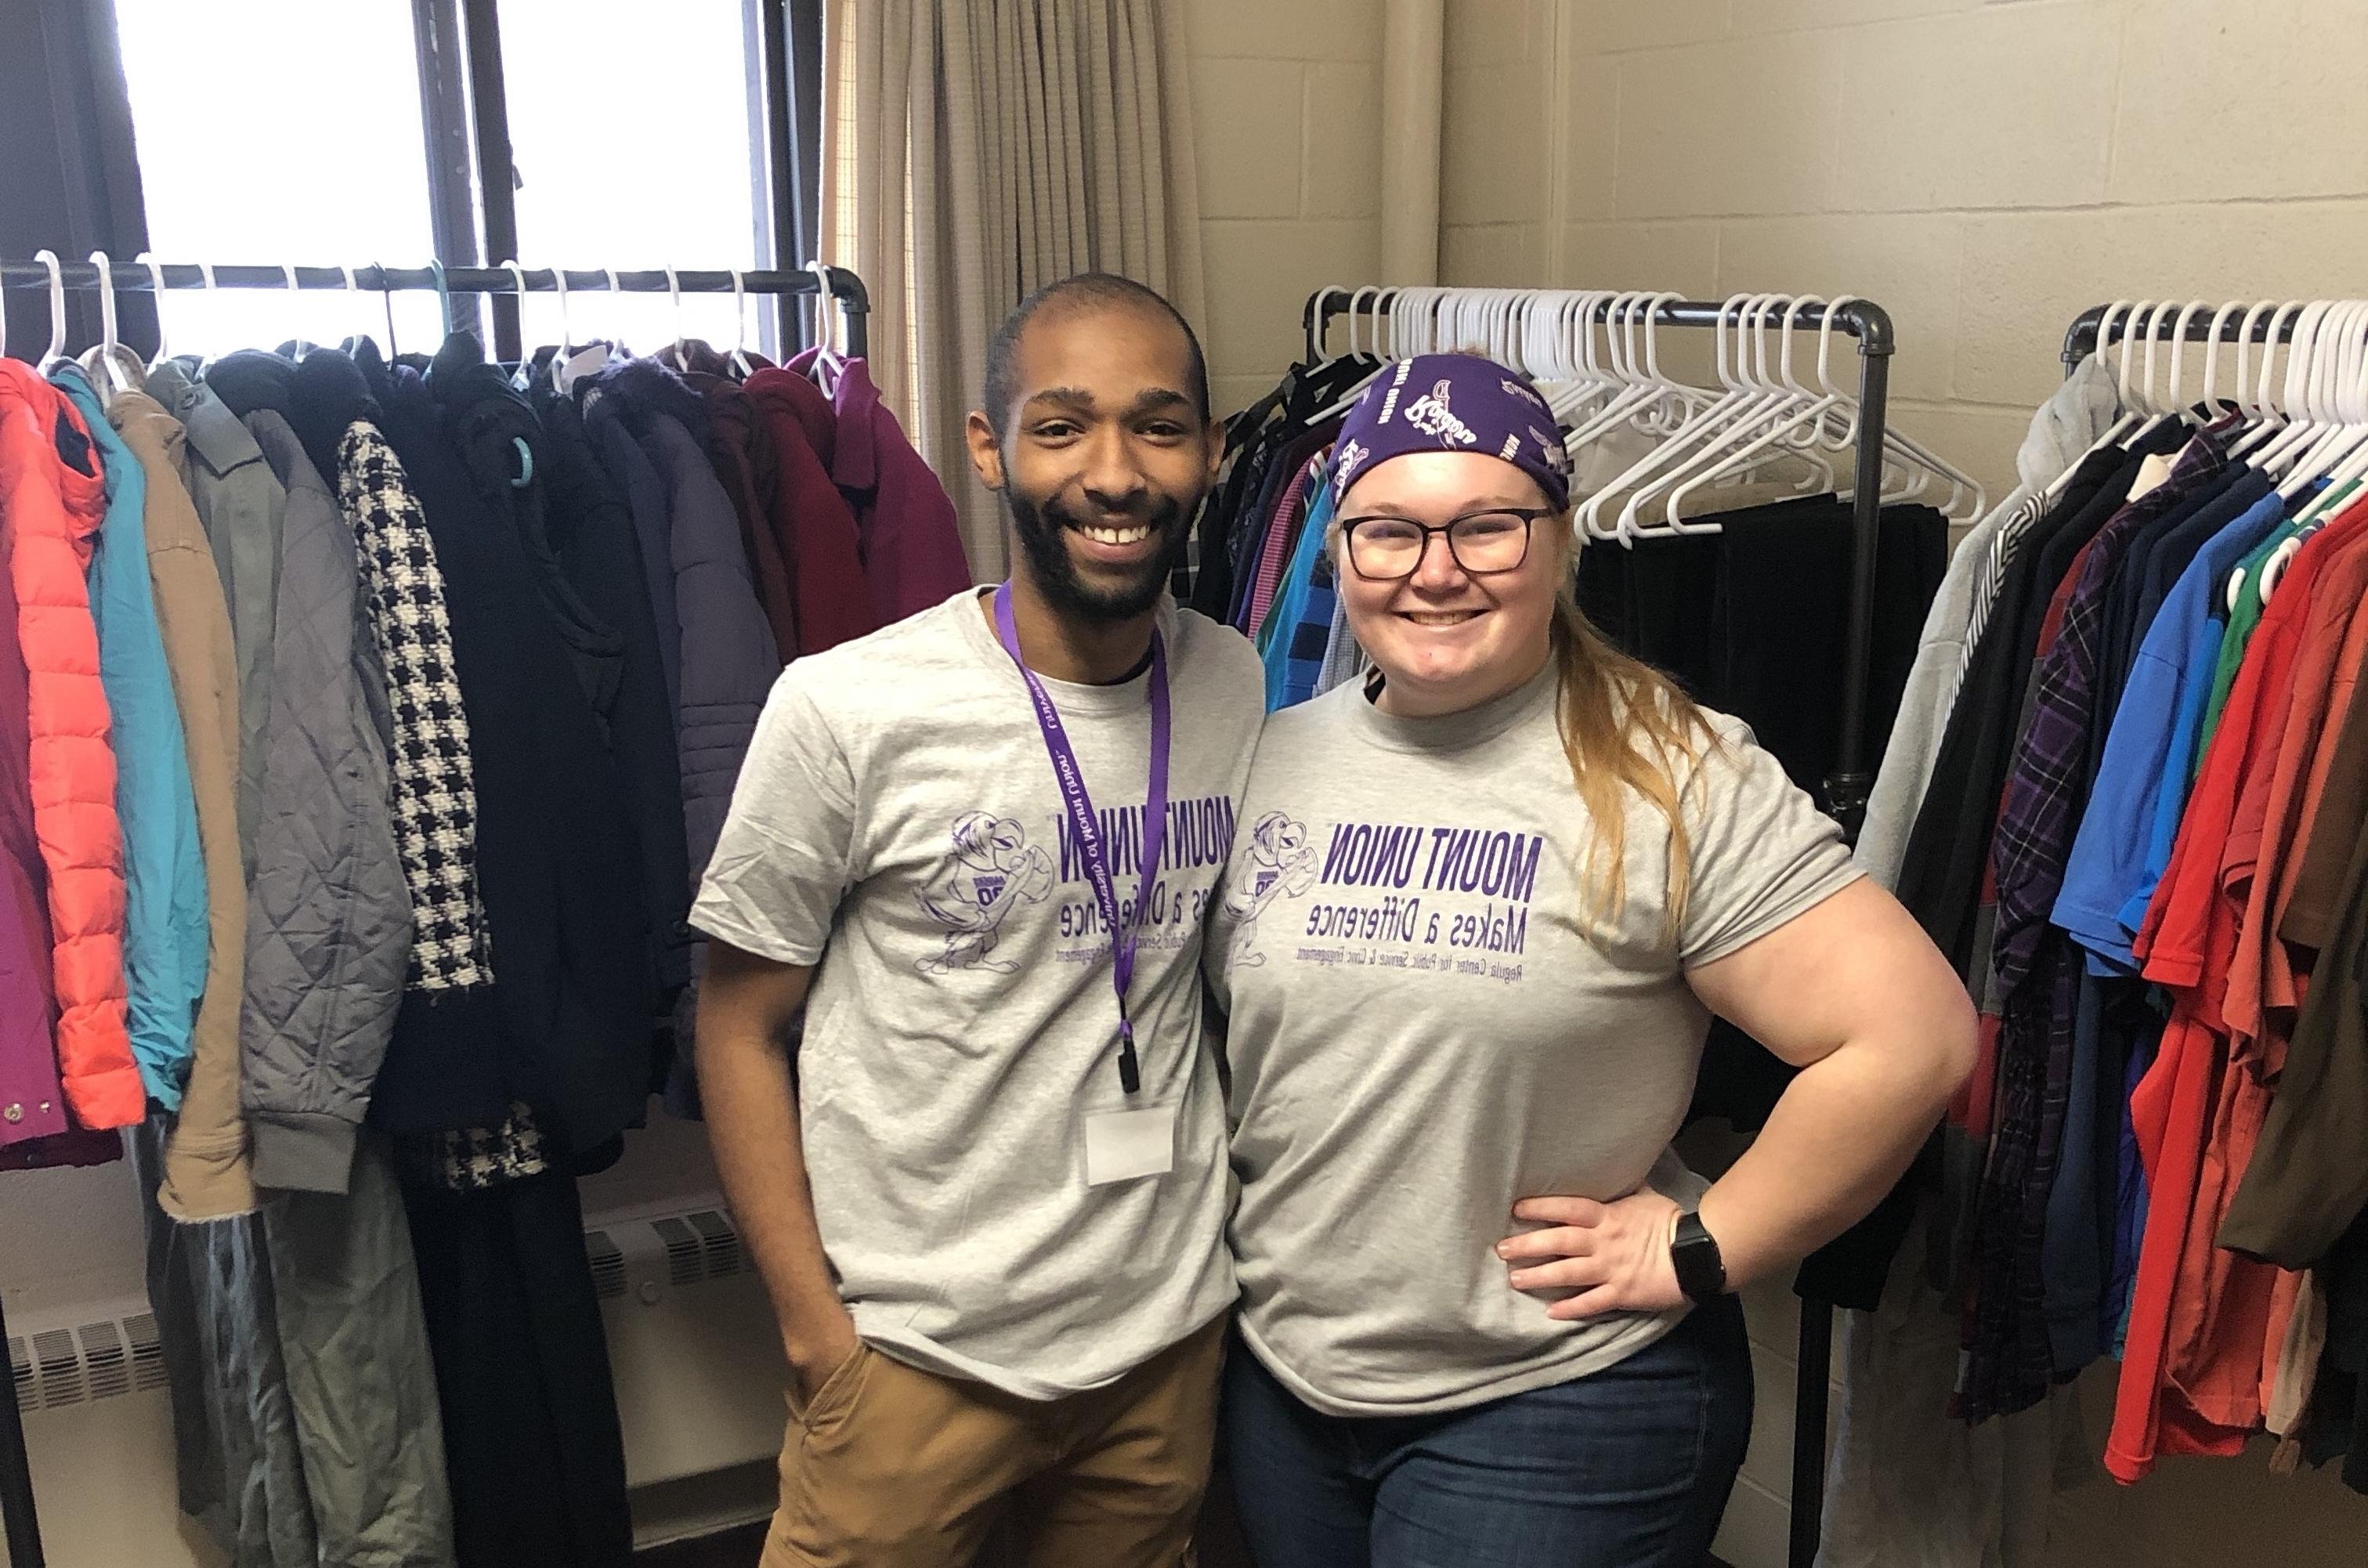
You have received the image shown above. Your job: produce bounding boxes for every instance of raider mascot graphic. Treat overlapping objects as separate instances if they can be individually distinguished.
[1224,812,1318,967]
[916,811,1055,974]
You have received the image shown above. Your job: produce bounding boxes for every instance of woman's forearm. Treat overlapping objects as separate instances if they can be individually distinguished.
[1693,1017,1972,1292]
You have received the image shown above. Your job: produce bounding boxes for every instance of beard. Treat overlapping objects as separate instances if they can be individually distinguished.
[1007,483,1190,626]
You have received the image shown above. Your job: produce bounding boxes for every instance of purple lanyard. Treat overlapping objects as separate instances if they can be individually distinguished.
[992,584,1170,1095]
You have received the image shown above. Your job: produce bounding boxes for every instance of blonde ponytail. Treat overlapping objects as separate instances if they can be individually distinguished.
[1548,588,1719,932]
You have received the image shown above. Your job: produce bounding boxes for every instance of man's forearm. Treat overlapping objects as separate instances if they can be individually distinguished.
[699,1016,852,1360]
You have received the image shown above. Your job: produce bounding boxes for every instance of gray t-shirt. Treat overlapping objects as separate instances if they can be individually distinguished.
[692,590,1264,1400]
[1210,663,1860,1418]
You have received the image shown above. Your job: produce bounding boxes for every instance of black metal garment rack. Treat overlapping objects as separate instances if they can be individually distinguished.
[0,260,873,359]
[0,254,873,1568]
[2061,298,2307,377]
[1306,287,1898,1568]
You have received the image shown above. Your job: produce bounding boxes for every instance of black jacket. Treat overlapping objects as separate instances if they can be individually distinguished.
[530,381,692,1000]
[331,340,654,1155]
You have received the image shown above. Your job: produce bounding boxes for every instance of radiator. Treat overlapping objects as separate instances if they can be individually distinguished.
[5,1198,787,1566]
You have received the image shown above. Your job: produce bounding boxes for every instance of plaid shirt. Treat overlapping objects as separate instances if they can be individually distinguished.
[1990,429,2228,999]
[1958,428,2226,1417]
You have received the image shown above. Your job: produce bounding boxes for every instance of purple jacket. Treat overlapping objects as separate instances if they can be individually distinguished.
[0,515,69,1147]
[790,350,973,622]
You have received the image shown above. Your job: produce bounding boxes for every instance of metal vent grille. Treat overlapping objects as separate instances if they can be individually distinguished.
[653,1216,704,1289]
[78,1321,128,1401]
[125,1312,168,1393]
[685,1209,742,1281]
[586,1229,626,1302]
[32,1328,82,1408]
[5,1313,173,1411]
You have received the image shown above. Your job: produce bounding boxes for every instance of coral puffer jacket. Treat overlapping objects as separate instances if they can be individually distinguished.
[0,360,140,1129]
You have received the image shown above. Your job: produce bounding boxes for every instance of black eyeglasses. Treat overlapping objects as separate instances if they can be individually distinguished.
[1339,508,1555,581]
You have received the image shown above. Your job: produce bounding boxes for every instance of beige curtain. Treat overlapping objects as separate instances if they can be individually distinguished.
[822,0,1207,579]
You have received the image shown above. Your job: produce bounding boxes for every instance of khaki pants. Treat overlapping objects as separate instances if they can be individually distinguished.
[761,1317,1225,1568]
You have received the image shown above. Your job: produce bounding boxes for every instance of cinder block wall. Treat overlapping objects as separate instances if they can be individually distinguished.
[1438,4,2368,1564]
[1441,0,2368,508]
[1184,0,1387,412]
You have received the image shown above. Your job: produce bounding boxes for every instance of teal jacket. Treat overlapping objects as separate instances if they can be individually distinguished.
[55,365,205,1109]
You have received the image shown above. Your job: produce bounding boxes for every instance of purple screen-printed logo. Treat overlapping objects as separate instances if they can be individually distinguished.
[916,811,1054,974]
[1223,812,1318,967]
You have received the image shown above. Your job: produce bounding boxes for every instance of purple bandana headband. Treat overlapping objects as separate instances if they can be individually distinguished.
[1329,352,1571,511]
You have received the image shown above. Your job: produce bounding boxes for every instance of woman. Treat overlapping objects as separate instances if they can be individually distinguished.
[1209,353,1976,1566]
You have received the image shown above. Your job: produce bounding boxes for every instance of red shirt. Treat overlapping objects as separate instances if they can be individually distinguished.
[2107,518,2351,1480]
[2224,508,2368,1039]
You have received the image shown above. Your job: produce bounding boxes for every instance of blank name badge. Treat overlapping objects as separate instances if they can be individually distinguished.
[1083,1100,1177,1187]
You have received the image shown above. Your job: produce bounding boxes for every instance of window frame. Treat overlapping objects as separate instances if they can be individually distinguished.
[410,0,813,360]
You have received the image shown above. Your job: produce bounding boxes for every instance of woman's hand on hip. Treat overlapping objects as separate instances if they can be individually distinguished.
[1498,1190,1687,1321]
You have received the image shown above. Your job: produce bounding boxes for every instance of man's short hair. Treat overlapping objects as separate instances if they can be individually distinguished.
[982,273,1212,435]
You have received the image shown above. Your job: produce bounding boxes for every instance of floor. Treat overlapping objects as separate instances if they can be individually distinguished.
[635,1521,1738,1567]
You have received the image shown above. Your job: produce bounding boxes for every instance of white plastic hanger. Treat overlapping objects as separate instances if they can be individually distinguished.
[2257,299,2368,602]
[1656,295,1849,529]
[1631,291,1875,537]
[808,261,845,393]
[1304,285,1394,426]
[2272,298,2368,506]
[2225,299,2334,610]
[282,263,320,360]
[2248,299,2337,477]
[551,268,595,393]
[2267,299,2359,495]
[2279,298,2368,533]
[2229,300,2307,462]
[83,251,143,397]
[34,250,70,372]
[729,268,759,378]
[2195,299,2247,420]
[559,269,621,394]
[1307,284,1347,363]
[497,261,534,387]
[2160,299,2211,420]
[549,266,573,364]
[335,263,374,357]
[1614,294,1802,539]
[663,265,690,364]
[1582,293,1773,542]
[1564,292,1705,493]
[191,261,222,375]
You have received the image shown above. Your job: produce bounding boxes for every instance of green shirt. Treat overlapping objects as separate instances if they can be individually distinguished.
[2196,477,2359,770]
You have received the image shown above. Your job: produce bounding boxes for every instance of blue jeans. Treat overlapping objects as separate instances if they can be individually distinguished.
[1224,1296,1753,1568]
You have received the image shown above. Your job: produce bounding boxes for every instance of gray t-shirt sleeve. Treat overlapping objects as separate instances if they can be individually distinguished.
[1675,716,1863,968]
[689,670,859,966]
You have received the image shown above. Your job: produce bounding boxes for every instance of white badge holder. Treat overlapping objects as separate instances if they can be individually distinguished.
[1083,1099,1177,1187]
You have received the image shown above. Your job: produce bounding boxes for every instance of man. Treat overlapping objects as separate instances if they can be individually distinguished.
[693,273,1262,1568]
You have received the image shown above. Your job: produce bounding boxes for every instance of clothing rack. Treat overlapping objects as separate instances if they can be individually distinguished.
[0,253,877,1568]
[2062,298,2306,374]
[1311,287,1897,1568]
[0,260,872,359]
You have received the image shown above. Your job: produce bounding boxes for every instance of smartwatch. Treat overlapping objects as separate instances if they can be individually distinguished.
[1670,1212,1727,1304]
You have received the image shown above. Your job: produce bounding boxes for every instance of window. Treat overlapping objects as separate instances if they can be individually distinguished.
[497,0,767,355]
[115,0,449,359]
[107,0,819,363]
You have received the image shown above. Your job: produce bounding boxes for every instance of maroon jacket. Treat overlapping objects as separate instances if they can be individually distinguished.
[0,510,69,1148]
[668,344,799,662]
[791,350,974,623]
[743,368,879,655]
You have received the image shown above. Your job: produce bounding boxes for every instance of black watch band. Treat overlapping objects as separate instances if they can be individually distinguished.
[1670,1212,1727,1304]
